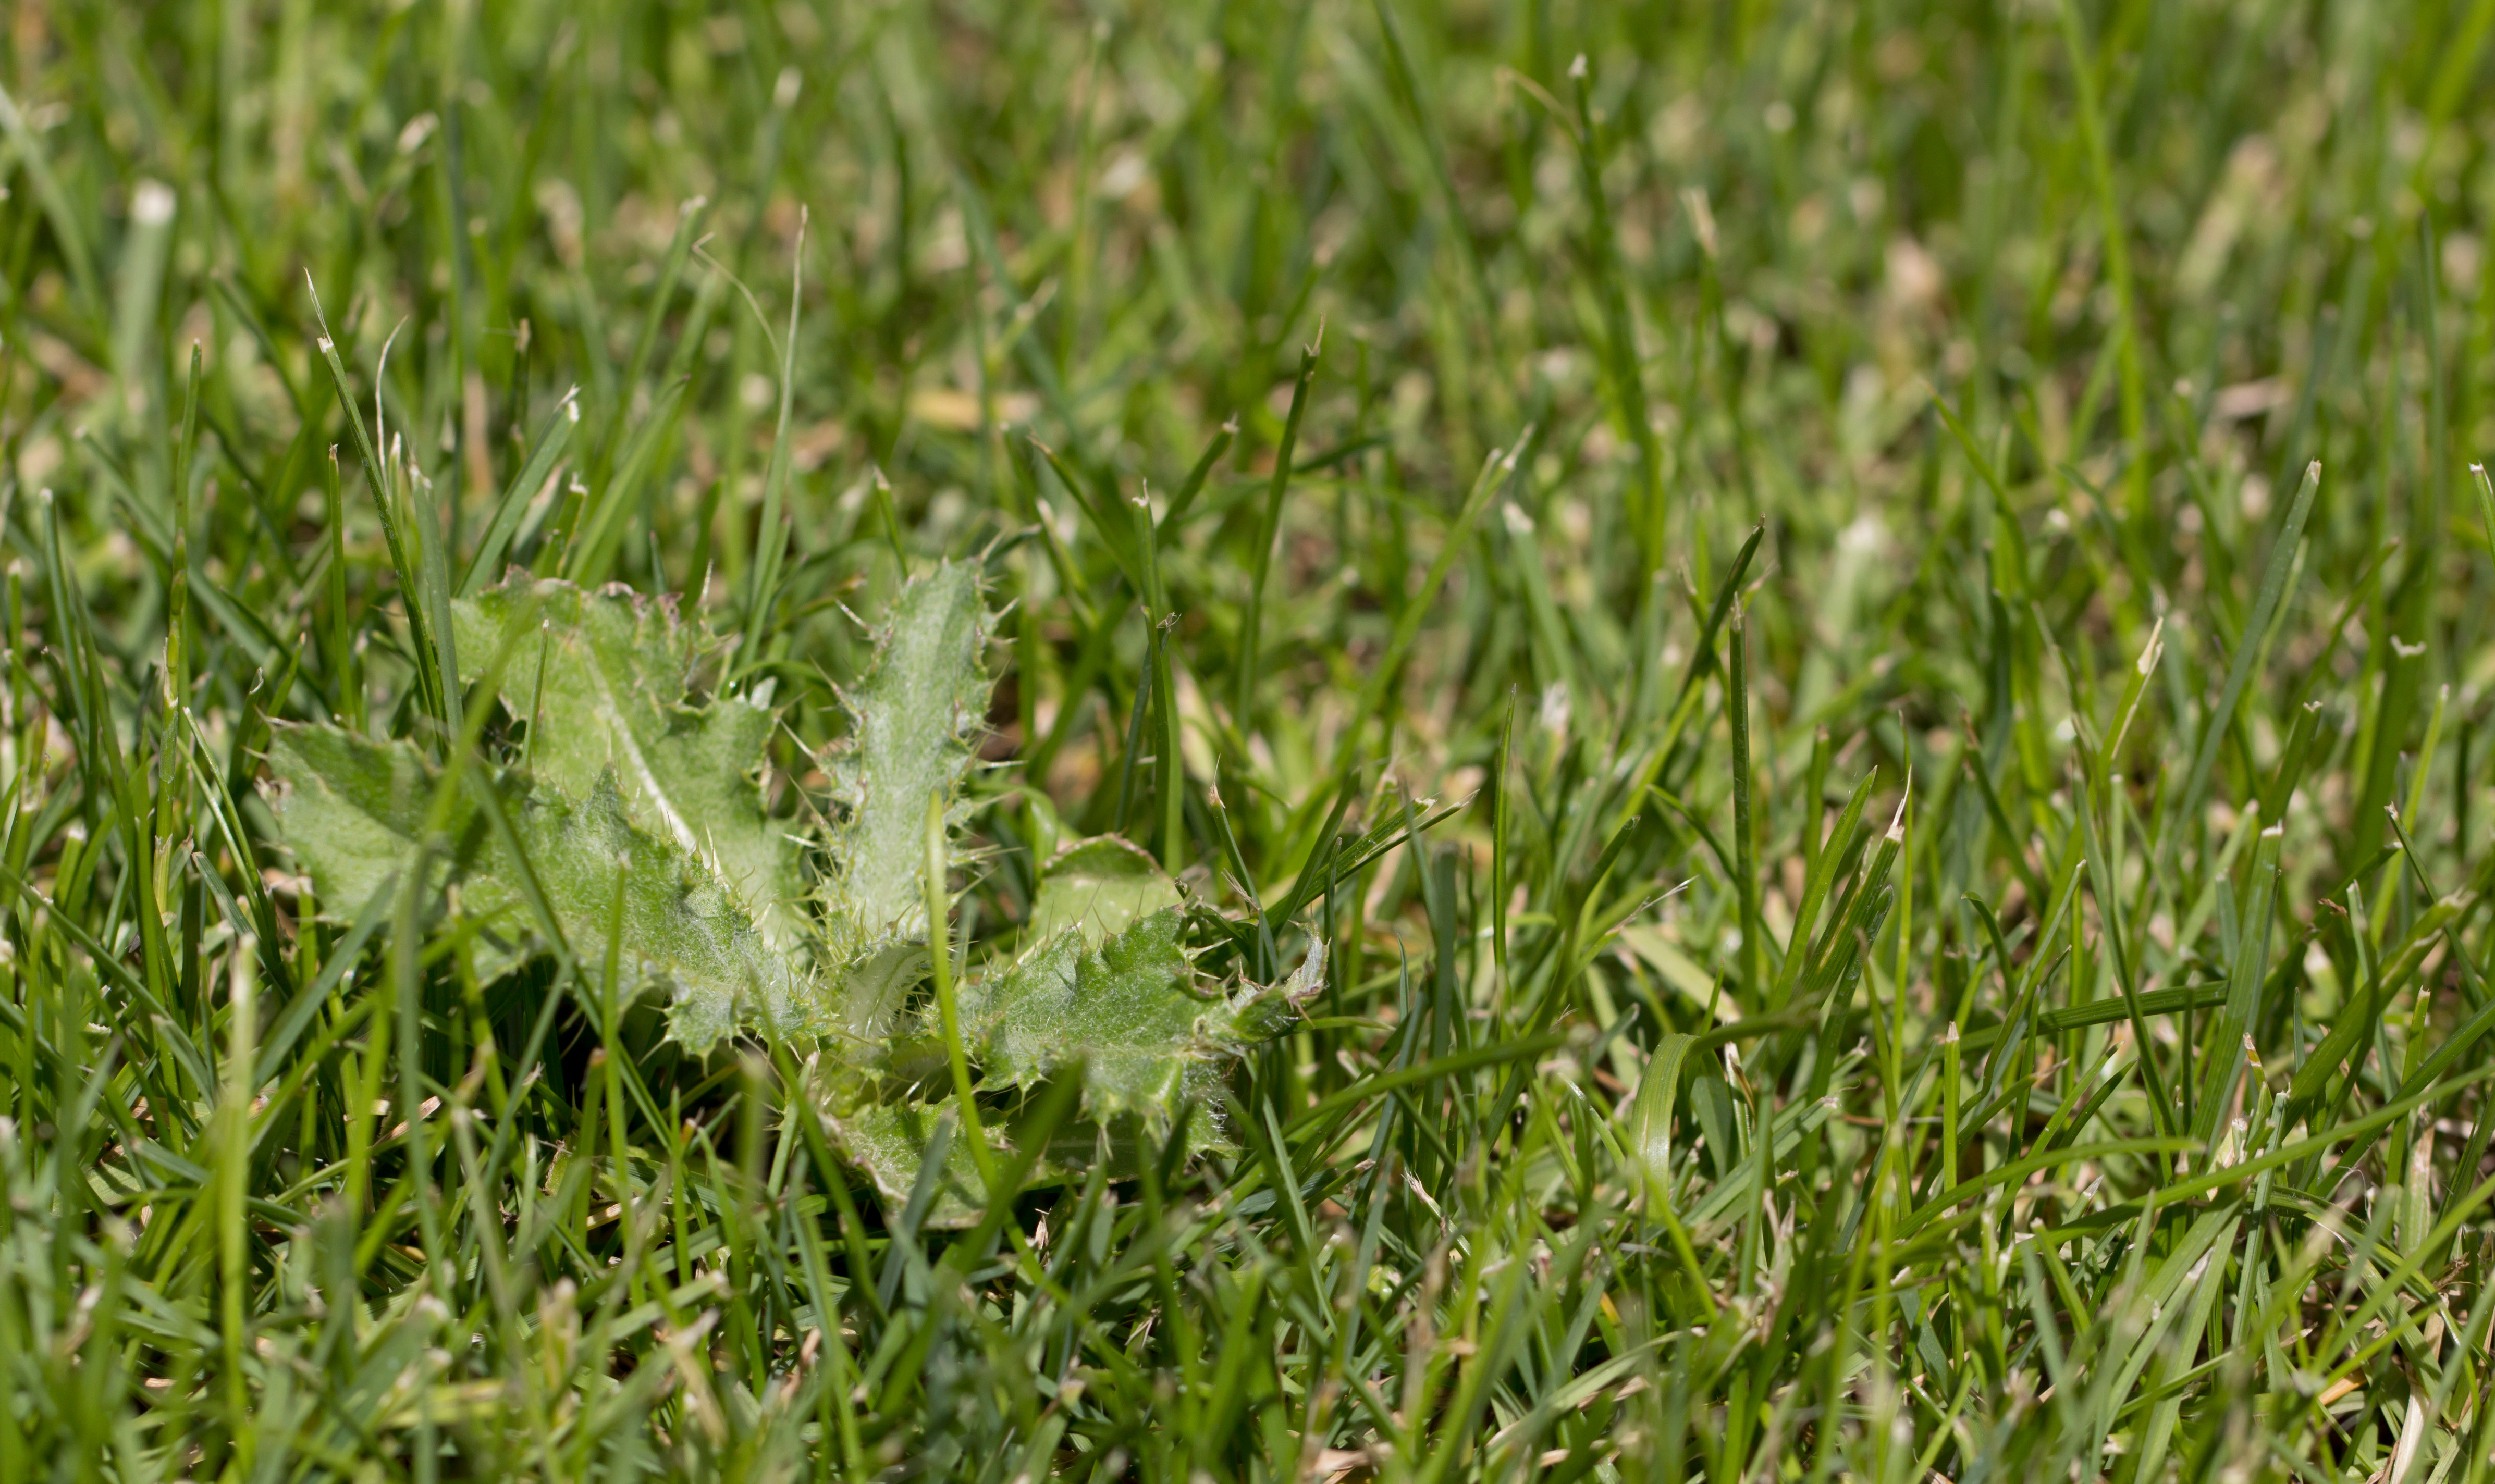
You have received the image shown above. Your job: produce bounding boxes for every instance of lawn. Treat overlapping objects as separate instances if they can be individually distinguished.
[4,0,2495,1479]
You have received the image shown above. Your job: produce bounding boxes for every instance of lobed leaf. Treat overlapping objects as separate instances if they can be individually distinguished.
[265,723,815,1053]
[818,1100,995,1230]
[958,901,1318,1131]
[452,577,805,951]
[819,560,994,953]
[1024,835,1182,947]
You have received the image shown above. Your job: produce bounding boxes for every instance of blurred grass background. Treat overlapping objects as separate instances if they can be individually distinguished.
[7,0,2495,1479]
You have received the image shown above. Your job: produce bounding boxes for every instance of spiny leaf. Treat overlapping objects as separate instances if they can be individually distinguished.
[264,723,814,1053]
[1025,835,1182,947]
[452,577,804,950]
[834,944,931,1046]
[818,1099,995,1230]
[261,721,472,930]
[820,560,994,954]
[958,906,1312,1130]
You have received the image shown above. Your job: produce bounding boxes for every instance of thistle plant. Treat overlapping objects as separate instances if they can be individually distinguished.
[269,561,1317,1224]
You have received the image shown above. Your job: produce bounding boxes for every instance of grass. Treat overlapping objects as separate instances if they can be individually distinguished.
[3,0,2495,1479]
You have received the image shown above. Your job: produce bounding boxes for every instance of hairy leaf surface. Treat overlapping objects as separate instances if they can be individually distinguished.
[1025,835,1181,947]
[819,1101,993,1230]
[820,561,992,952]
[266,723,812,1052]
[959,908,1244,1127]
[452,577,802,949]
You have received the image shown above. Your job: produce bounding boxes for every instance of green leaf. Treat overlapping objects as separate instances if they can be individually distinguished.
[451,577,804,950]
[1026,835,1183,947]
[958,907,1312,1129]
[1630,1032,1695,1203]
[820,561,994,953]
[265,723,814,1054]
[262,722,457,927]
[835,942,930,1045]
[818,1099,995,1230]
